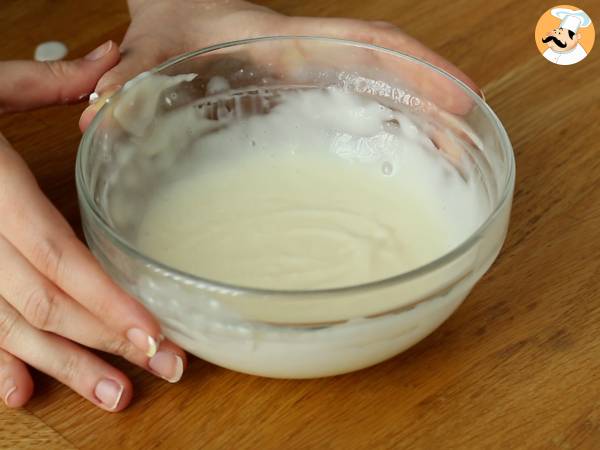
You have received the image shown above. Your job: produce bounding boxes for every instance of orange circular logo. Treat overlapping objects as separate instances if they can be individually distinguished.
[535,5,595,65]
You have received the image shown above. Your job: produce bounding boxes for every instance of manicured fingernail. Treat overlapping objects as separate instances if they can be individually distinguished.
[3,378,17,406]
[88,91,108,106]
[87,92,108,108]
[94,379,124,411]
[149,351,184,383]
[127,328,160,357]
[88,85,121,107]
[85,40,113,61]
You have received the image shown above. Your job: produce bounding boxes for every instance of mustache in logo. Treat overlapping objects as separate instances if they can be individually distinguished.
[542,35,567,48]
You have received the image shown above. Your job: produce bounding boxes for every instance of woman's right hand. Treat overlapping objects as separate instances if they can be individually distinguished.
[79,0,481,131]
[0,42,186,412]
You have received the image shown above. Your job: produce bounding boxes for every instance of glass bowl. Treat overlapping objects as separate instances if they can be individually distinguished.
[76,36,515,378]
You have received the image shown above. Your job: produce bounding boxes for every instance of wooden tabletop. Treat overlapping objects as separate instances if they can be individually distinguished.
[1,0,599,448]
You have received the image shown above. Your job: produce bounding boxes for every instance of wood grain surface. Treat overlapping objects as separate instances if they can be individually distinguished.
[1,0,600,449]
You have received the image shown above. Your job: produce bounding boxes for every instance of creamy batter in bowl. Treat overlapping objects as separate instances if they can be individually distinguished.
[76,37,515,378]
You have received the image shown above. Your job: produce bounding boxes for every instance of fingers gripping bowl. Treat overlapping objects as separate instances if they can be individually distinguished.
[77,37,515,378]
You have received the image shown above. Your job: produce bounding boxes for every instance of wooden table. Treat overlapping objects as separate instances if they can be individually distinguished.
[1,0,599,448]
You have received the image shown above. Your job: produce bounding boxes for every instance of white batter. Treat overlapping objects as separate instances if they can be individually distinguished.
[100,74,510,378]
[134,88,487,290]
[34,41,68,61]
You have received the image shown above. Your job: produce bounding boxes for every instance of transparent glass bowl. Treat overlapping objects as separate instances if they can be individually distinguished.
[77,36,515,378]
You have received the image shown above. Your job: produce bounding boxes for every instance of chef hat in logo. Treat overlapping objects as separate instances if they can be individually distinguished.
[551,7,592,33]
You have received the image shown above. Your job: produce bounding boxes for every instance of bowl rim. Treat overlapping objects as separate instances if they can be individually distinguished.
[76,35,515,297]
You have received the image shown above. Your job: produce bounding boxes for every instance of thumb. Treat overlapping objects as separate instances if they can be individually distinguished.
[0,41,120,114]
[95,43,167,94]
[79,44,167,132]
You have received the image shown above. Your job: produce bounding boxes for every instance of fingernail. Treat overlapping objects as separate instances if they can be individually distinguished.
[94,379,124,411]
[88,85,121,107]
[149,351,184,383]
[88,91,108,106]
[3,378,17,406]
[127,328,160,357]
[85,40,113,61]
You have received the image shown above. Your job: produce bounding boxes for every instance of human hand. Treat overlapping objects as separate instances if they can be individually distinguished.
[79,0,480,130]
[0,42,186,412]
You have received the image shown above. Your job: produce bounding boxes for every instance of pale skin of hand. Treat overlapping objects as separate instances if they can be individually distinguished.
[0,42,187,412]
[80,0,481,130]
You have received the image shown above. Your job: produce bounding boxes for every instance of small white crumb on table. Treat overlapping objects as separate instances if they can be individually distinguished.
[34,41,68,61]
